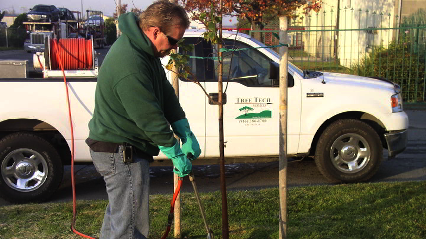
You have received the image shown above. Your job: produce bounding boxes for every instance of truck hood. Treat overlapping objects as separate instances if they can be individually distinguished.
[28,11,51,15]
[321,72,398,93]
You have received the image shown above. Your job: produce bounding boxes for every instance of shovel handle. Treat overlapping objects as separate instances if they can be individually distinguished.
[189,172,211,235]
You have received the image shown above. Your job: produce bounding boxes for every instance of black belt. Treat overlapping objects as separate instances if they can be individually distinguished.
[85,138,153,161]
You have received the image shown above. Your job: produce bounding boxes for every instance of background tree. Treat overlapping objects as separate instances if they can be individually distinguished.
[104,17,117,45]
[10,13,28,29]
[8,13,28,48]
[113,4,128,19]
[0,11,5,22]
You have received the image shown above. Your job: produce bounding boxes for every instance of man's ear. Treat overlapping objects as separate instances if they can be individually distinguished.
[152,27,160,40]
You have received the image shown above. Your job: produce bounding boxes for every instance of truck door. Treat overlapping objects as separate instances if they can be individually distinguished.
[179,37,301,158]
[172,37,208,157]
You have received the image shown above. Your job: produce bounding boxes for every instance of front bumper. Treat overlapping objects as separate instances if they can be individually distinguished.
[384,130,408,158]
[24,45,44,53]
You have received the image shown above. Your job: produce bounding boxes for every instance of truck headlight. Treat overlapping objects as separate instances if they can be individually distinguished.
[391,93,403,113]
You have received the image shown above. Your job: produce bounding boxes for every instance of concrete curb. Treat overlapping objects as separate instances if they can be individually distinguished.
[404,103,426,111]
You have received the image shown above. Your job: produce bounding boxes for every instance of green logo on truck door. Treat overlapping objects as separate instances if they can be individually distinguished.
[235,97,273,126]
[236,106,272,119]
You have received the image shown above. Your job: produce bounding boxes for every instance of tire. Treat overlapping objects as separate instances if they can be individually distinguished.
[315,119,383,183]
[0,133,63,203]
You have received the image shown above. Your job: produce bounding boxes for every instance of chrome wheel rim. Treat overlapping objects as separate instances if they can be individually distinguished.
[330,133,371,173]
[1,148,48,192]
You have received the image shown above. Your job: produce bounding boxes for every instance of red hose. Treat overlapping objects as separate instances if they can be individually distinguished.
[161,178,183,239]
[53,38,181,239]
[36,54,44,71]
[52,39,96,239]
[50,38,93,70]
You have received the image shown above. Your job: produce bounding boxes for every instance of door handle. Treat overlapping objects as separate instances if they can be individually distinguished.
[208,93,227,105]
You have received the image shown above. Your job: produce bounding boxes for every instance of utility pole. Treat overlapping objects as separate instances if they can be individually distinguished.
[278,16,289,239]
[80,0,83,20]
[5,28,8,48]
[116,0,121,37]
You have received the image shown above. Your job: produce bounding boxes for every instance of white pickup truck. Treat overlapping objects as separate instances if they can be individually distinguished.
[0,30,408,203]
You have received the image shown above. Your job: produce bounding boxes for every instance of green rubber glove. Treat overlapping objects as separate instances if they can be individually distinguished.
[171,118,201,160]
[159,140,192,177]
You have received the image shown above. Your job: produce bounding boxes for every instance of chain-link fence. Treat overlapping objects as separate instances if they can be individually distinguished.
[249,8,426,103]
[0,28,28,48]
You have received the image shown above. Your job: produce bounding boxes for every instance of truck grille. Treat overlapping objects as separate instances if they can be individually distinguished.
[31,34,45,44]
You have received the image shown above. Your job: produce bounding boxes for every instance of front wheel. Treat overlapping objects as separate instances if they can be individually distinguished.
[0,133,63,203]
[315,119,383,183]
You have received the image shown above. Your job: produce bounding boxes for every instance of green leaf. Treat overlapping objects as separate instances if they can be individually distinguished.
[208,22,216,31]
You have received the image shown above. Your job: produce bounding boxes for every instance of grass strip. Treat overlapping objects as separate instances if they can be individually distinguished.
[0,181,425,239]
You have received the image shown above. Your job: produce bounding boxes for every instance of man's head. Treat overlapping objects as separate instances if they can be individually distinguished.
[139,0,190,57]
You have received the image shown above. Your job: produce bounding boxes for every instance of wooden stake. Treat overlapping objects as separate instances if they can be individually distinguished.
[278,16,289,239]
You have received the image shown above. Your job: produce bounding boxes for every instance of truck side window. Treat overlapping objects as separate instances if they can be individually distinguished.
[178,37,293,87]
[178,37,213,82]
[214,39,275,87]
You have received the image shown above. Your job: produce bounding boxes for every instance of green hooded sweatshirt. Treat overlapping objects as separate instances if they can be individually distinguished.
[88,12,185,156]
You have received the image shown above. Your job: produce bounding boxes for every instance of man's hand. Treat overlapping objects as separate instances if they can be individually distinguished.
[171,154,192,177]
[159,140,192,177]
[181,131,201,160]
[171,118,201,160]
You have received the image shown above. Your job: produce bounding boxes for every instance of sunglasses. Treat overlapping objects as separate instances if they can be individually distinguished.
[165,34,180,46]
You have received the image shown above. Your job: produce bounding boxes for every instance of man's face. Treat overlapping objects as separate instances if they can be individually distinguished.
[152,25,186,57]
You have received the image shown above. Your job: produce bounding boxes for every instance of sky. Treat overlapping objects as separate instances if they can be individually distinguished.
[0,0,155,17]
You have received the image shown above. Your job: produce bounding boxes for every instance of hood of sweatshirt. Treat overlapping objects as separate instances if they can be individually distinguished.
[118,12,154,56]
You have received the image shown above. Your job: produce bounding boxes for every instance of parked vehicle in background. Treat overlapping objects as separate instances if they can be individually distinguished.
[58,8,76,21]
[23,22,54,53]
[84,10,106,48]
[24,7,80,53]
[27,5,60,22]
[85,15,103,26]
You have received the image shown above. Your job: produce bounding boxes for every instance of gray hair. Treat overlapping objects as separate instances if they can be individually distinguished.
[139,0,190,34]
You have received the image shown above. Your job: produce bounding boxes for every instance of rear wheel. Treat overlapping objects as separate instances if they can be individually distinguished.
[315,119,383,183]
[0,133,63,203]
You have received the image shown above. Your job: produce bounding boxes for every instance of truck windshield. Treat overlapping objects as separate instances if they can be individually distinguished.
[32,6,51,12]
[246,35,304,77]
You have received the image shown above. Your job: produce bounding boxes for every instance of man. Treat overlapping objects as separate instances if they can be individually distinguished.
[86,1,201,238]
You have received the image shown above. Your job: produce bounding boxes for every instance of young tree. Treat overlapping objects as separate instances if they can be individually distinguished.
[178,1,321,238]
[180,0,320,30]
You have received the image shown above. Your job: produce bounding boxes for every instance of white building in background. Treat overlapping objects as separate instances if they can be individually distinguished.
[2,14,18,27]
[296,0,425,68]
